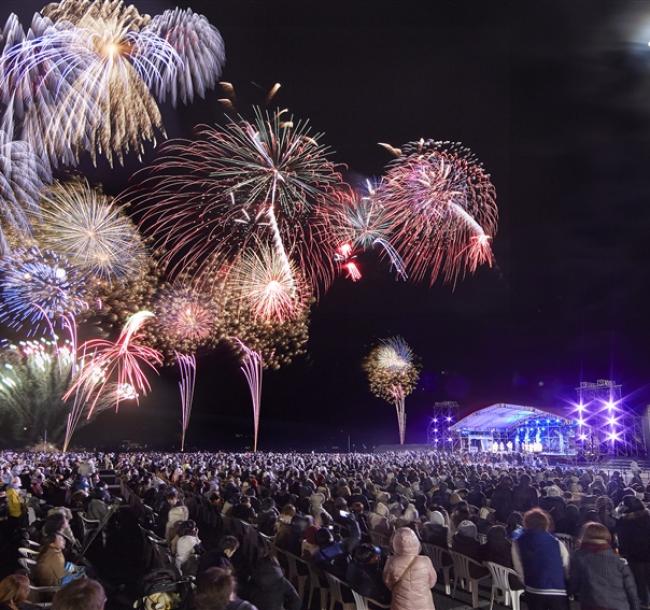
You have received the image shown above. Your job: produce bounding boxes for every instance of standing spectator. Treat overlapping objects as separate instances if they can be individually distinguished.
[175,520,202,576]
[616,496,650,609]
[383,527,436,610]
[452,520,489,579]
[512,509,569,610]
[247,548,301,610]
[491,477,514,523]
[198,536,239,575]
[0,574,39,610]
[346,544,390,605]
[6,478,25,532]
[194,568,257,610]
[513,475,538,513]
[52,579,106,610]
[569,522,638,610]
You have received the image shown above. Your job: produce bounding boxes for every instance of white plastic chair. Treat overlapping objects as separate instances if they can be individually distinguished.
[485,561,523,610]
[449,551,491,608]
[426,545,452,595]
[324,572,355,610]
[18,546,39,558]
[307,562,330,610]
[350,590,390,610]
[18,557,37,573]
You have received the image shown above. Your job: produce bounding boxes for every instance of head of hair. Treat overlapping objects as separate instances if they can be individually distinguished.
[486,524,508,545]
[523,508,551,532]
[194,568,236,610]
[217,535,239,553]
[315,527,334,547]
[352,543,380,565]
[42,513,66,537]
[0,574,30,609]
[52,579,106,610]
[579,521,612,546]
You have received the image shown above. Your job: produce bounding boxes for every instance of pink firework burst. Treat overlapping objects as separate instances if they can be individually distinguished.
[378,139,498,286]
[64,310,162,416]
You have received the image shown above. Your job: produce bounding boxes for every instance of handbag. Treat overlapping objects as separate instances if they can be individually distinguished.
[395,554,419,586]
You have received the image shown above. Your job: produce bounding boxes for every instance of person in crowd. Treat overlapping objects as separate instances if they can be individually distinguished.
[6,477,25,531]
[491,477,514,523]
[274,506,300,555]
[512,508,570,610]
[482,525,523,589]
[506,511,524,540]
[383,527,436,610]
[569,522,639,610]
[346,544,390,605]
[513,474,538,513]
[247,547,301,610]
[51,579,106,610]
[194,568,258,610]
[34,534,84,587]
[451,520,489,579]
[616,496,650,609]
[0,574,39,610]
[198,535,240,575]
[313,527,348,579]
[175,520,202,576]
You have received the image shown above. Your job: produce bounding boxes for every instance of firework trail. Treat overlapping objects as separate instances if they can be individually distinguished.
[236,340,263,452]
[176,351,196,452]
[378,139,497,286]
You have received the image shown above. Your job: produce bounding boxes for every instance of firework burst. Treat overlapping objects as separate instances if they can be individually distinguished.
[2,1,224,167]
[363,336,420,444]
[130,107,344,293]
[378,139,498,286]
[0,247,87,334]
[35,178,147,282]
[64,310,162,416]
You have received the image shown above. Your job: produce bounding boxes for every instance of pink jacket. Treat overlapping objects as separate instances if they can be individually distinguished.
[383,527,437,610]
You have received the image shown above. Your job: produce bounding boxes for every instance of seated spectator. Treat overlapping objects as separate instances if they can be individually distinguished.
[616,496,650,609]
[346,544,390,605]
[0,574,39,610]
[198,536,240,575]
[452,520,488,578]
[482,525,522,589]
[256,498,279,537]
[51,579,106,610]
[175,520,202,576]
[513,474,538,513]
[34,534,67,586]
[274,506,300,555]
[569,522,638,610]
[194,568,257,610]
[512,508,569,610]
[383,527,436,610]
[420,511,449,548]
[247,548,301,610]
[506,511,524,540]
[313,527,348,579]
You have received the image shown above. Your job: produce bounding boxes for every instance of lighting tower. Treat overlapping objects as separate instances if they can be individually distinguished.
[427,401,460,451]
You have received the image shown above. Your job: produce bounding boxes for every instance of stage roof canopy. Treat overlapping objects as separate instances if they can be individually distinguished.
[450,403,572,433]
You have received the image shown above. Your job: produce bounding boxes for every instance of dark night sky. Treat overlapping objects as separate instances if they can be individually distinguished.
[6,0,650,450]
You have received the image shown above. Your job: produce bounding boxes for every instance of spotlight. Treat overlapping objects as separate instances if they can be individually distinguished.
[579,434,587,441]
[607,432,620,442]
[606,400,615,411]
[577,418,585,426]
[446,416,452,422]
[607,417,616,426]
[577,403,585,412]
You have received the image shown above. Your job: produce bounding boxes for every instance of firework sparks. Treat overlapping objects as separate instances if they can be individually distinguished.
[176,352,196,452]
[2,1,224,167]
[129,107,343,293]
[0,114,52,252]
[236,340,263,452]
[363,336,420,445]
[64,310,162,416]
[378,139,498,286]
[0,247,88,334]
[35,178,147,282]
[228,242,309,323]
[144,7,225,107]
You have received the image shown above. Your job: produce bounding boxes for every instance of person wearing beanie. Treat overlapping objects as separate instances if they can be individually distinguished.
[616,496,650,608]
[512,508,569,610]
[570,522,639,610]
[383,527,436,610]
[451,520,488,579]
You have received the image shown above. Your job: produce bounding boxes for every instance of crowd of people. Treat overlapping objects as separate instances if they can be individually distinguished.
[0,449,649,610]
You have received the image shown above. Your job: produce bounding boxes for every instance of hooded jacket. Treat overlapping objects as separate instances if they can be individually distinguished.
[247,558,301,610]
[383,527,436,610]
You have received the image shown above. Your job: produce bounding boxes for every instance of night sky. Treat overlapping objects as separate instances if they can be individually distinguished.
[6,0,650,450]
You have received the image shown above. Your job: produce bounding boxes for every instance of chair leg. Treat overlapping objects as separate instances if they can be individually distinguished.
[308,583,314,609]
[443,567,451,595]
[490,586,495,610]
[320,588,328,610]
[512,591,522,610]
[471,580,479,609]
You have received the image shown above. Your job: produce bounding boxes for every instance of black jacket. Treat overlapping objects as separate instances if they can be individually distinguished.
[617,509,650,564]
[247,559,301,610]
[346,560,390,604]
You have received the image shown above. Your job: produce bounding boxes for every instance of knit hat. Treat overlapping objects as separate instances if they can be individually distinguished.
[546,485,561,497]
[457,520,477,539]
[428,511,445,526]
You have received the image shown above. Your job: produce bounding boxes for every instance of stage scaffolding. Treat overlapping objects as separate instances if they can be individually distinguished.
[426,401,461,450]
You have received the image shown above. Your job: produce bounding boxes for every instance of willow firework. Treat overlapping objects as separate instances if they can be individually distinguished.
[363,336,420,445]
[378,139,498,286]
[0,247,87,334]
[131,107,343,293]
[35,178,147,282]
[1,0,225,167]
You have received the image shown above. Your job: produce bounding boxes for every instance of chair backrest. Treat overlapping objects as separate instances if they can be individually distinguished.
[427,545,449,569]
[485,561,518,592]
[449,551,472,581]
[18,557,36,574]
[351,590,369,610]
[324,571,345,604]
[18,547,39,558]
